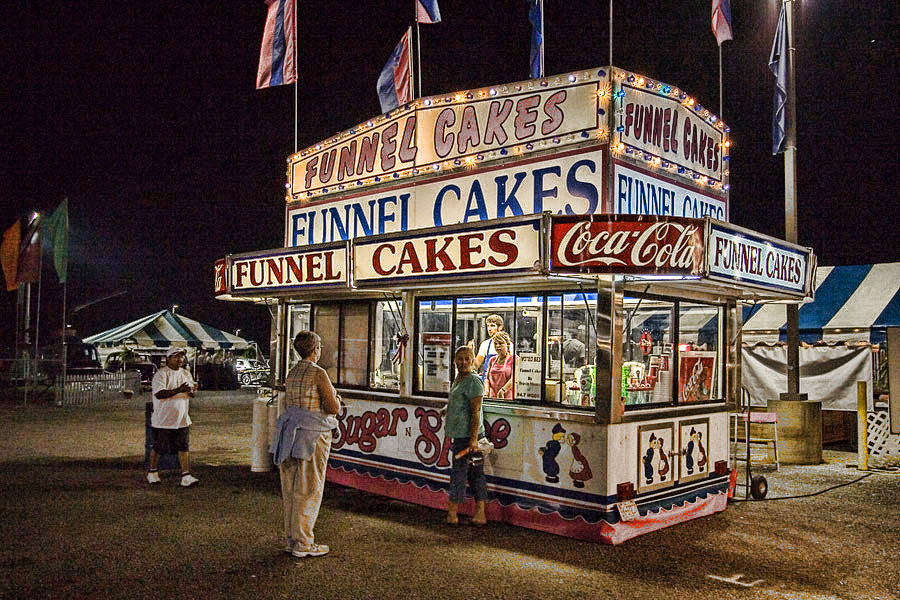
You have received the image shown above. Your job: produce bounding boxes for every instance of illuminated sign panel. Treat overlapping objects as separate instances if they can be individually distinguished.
[615,80,727,183]
[706,222,812,294]
[550,215,705,275]
[612,161,727,220]
[229,244,349,294]
[353,219,541,284]
[285,147,604,247]
[288,76,606,201]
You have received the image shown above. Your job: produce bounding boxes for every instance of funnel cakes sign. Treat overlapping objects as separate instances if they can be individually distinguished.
[287,73,607,200]
[353,218,542,285]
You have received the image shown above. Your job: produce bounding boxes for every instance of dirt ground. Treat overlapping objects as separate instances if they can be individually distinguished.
[1,390,898,600]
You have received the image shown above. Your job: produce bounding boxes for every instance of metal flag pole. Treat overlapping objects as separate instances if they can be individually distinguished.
[408,26,416,103]
[718,45,724,118]
[609,0,613,66]
[60,203,69,406]
[539,0,545,77]
[416,9,422,98]
[782,0,802,401]
[294,0,299,153]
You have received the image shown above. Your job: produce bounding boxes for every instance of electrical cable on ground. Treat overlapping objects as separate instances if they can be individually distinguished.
[731,472,873,502]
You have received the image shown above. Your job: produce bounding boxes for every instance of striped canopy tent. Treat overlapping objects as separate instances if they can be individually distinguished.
[84,310,250,352]
[742,263,900,345]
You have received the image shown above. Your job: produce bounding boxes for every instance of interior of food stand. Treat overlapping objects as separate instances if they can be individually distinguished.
[279,281,726,411]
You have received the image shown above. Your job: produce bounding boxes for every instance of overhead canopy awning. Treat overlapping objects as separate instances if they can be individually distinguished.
[84,310,251,350]
[742,263,900,345]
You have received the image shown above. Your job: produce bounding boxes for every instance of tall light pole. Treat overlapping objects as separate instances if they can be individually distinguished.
[770,0,821,465]
[782,0,804,403]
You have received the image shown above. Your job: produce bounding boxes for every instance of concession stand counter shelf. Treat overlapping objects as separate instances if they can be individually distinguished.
[217,66,816,544]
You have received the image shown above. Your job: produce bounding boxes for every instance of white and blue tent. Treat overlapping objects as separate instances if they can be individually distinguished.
[741,263,900,412]
[742,263,900,345]
[84,310,250,360]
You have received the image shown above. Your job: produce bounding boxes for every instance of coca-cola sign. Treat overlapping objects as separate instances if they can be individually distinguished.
[550,215,706,275]
[214,259,227,295]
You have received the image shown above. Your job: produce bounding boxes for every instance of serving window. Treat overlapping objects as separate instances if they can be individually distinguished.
[621,295,723,408]
[285,291,724,409]
[413,292,598,408]
[288,300,403,391]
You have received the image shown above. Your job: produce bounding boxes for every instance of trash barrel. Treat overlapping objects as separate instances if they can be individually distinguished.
[144,402,180,470]
[250,395,278,472]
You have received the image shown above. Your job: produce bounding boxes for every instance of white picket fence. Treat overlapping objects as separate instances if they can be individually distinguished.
[55,370,142,406]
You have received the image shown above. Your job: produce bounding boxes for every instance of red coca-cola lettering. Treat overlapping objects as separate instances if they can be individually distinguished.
[214,259,226,293]
[552,219,702,273]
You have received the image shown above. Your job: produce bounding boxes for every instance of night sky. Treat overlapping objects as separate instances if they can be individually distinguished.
[2,1,897,354]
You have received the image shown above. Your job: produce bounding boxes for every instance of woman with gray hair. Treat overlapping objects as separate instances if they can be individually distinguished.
[270,331,342,558]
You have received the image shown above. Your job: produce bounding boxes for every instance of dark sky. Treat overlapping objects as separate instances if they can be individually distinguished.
[1,1,897,353]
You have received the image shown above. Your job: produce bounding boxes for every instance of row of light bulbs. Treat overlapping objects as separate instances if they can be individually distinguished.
[286,68,730,200]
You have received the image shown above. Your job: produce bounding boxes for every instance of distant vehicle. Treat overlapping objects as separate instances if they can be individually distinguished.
[37,340,105,378]
[234,358,268,386]
[63,341,105,374]
[105,351,157,390]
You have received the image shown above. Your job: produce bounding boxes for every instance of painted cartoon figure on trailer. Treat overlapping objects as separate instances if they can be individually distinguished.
[642,433,658,484]
[538,423,566,483]
[567,432,593,488]
[642,433,670,484]
[685,427,708,475]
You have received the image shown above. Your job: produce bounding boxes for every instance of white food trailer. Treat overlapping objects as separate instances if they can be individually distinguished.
[218,66,815,543]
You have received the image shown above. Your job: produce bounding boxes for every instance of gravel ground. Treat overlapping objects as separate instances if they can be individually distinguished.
[1,390,898,600]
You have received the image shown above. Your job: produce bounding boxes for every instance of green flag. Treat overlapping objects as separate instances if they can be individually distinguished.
[43,199,68,283]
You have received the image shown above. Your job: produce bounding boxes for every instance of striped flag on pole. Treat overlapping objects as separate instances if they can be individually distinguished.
[1,221,20,292]
[377,28,412,113]
[711,0,733,45]
[256,0,297,89]
[416,0,441,24]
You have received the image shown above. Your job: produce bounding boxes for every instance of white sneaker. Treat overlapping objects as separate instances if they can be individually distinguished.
[291,543,329,558]
[180,474,199,487]
[147,471,160,484]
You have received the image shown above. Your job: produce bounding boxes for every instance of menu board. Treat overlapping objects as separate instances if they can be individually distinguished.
[422,333,452,393]
[515,352,542,400]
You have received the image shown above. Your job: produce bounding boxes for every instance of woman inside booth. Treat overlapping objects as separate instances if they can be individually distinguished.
[485,331,519,399]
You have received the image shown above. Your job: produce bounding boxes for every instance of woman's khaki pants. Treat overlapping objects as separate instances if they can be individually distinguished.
[279,430,331,545]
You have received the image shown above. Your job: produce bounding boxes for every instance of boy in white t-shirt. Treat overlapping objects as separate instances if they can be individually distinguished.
[474,314,507,381]
[147,347,199,487]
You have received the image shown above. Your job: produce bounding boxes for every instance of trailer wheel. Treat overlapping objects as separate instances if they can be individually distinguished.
[750,475,768,500]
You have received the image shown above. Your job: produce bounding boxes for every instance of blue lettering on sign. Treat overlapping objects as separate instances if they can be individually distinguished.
[681,193,725,220]
[616,171,725,219]
[564,159,599,215]
[433,185,460,227]
[289,158,603,244]
[495,172,527,218]
[532,166,561,214]
[290,193,410,245]
[463,180,489,222]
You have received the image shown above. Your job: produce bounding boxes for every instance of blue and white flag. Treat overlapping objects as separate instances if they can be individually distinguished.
[256,0,297,89]
[528,0,543,78]
[711,0,733,46]
[377,29,412,113]
[768,3,788,154]
[416,0,441,24]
